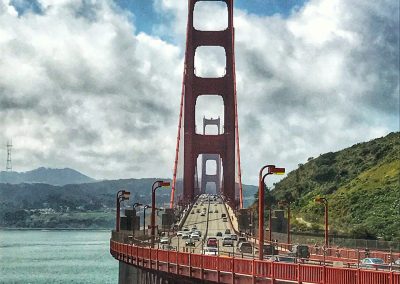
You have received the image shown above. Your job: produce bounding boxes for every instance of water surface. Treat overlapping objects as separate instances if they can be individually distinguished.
[0,230,118,283]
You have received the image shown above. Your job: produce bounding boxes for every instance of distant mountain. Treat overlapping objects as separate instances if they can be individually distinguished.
[0,176,258,228]
[0,167,95,186]
[0,178,173,228]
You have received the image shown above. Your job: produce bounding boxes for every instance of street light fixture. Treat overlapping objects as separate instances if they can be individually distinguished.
[151,180,171,247]
[315,197,329,248]
[143,205,151,236]
[258,165,285,260]
[116,189,130,232]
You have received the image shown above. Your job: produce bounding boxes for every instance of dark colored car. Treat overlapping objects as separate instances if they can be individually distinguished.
[263,244,277,256]
[185,239,196,247]
[237,237,247,247]
[289,245,310,258]
[238,242,252,253]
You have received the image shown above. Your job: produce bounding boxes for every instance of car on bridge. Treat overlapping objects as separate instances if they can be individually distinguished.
[190,233,200,241]
[200,212,206,216]
[216,232,223,237]
[203,247,218,256]
[222,217,228,222]
[161,245,176,251]
[222,236,234,247]
[230,234,237,241]
[360,258,387,269]
[225,229,231,235]
[185,239,196,247]
[207,237,218,247]
[269,255,296,263]
[160,237,169,244]
[193,230,202,237]
[289,245,310,259]
[181,233,190,240]
[237,237,247,247]
[238,242,253,254]
[263,244,277,256]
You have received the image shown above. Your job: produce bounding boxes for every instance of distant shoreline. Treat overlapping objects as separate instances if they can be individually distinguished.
[0,227,112,231]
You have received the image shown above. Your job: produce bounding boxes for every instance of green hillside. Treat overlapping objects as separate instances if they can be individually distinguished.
[272,132,400,241]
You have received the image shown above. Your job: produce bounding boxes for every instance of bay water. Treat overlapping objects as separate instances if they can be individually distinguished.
[0,230,118,283]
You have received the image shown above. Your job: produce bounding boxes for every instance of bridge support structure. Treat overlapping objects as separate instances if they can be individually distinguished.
[201,117,222,195]
[183,0,237,204]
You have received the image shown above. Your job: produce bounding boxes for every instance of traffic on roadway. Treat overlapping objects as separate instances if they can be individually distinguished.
[155,194,400,272]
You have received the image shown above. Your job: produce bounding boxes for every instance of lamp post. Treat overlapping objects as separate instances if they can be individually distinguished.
[143,205,150,236]
[279,200,291,245]
[116,190,130,232]
[315,197,329,248]
[151,180,171,247]
[258,165,285,260]
[132,203,142,238]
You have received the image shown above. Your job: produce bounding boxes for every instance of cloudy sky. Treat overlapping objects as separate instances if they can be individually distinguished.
[0,0,398,185]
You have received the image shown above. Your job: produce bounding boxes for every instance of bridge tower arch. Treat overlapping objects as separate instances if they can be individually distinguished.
[182,0,237,205]
[201,117,222,195]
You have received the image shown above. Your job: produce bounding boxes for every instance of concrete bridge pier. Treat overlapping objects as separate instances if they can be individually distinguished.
[118,261,213,284]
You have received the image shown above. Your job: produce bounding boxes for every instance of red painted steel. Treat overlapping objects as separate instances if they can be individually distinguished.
[274,262,298,281]
[110,240,399,284]
[233,258,252,274]
[171,0,244,208]
[301,265,323,283]
[190,253,202,268]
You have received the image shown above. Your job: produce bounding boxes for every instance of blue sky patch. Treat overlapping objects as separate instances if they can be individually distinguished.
[236,0,308,17]
[10,0,43,16]
[114,0,308,36]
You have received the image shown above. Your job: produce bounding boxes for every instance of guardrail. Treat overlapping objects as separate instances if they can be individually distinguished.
[110,240,400,284]
[269,240,400,263]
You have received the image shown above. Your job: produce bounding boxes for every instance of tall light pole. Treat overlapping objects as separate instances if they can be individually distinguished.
[258,165,285,260]
[151,180,171,247]
[116,190,130,232]
[315,197,329,248]
[143,205,150,236]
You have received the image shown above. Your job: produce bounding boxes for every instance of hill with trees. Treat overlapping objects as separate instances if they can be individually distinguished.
[269,132,399,241]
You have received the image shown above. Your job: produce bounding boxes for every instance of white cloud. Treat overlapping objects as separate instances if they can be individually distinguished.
[0,0,398,187]
[0,0,182,179]
[155,0,399,185]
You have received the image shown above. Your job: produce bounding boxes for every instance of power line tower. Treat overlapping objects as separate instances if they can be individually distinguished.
[6,140,12,172]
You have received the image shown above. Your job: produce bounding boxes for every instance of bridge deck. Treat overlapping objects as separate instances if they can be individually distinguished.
[111,194,400,283]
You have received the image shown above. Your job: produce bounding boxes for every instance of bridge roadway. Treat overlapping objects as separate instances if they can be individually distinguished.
[111,194,400,284]
[168,194,238,256]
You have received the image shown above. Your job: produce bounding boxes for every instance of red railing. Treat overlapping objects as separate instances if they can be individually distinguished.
[110,240,399,284]
[251,238,400,264]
